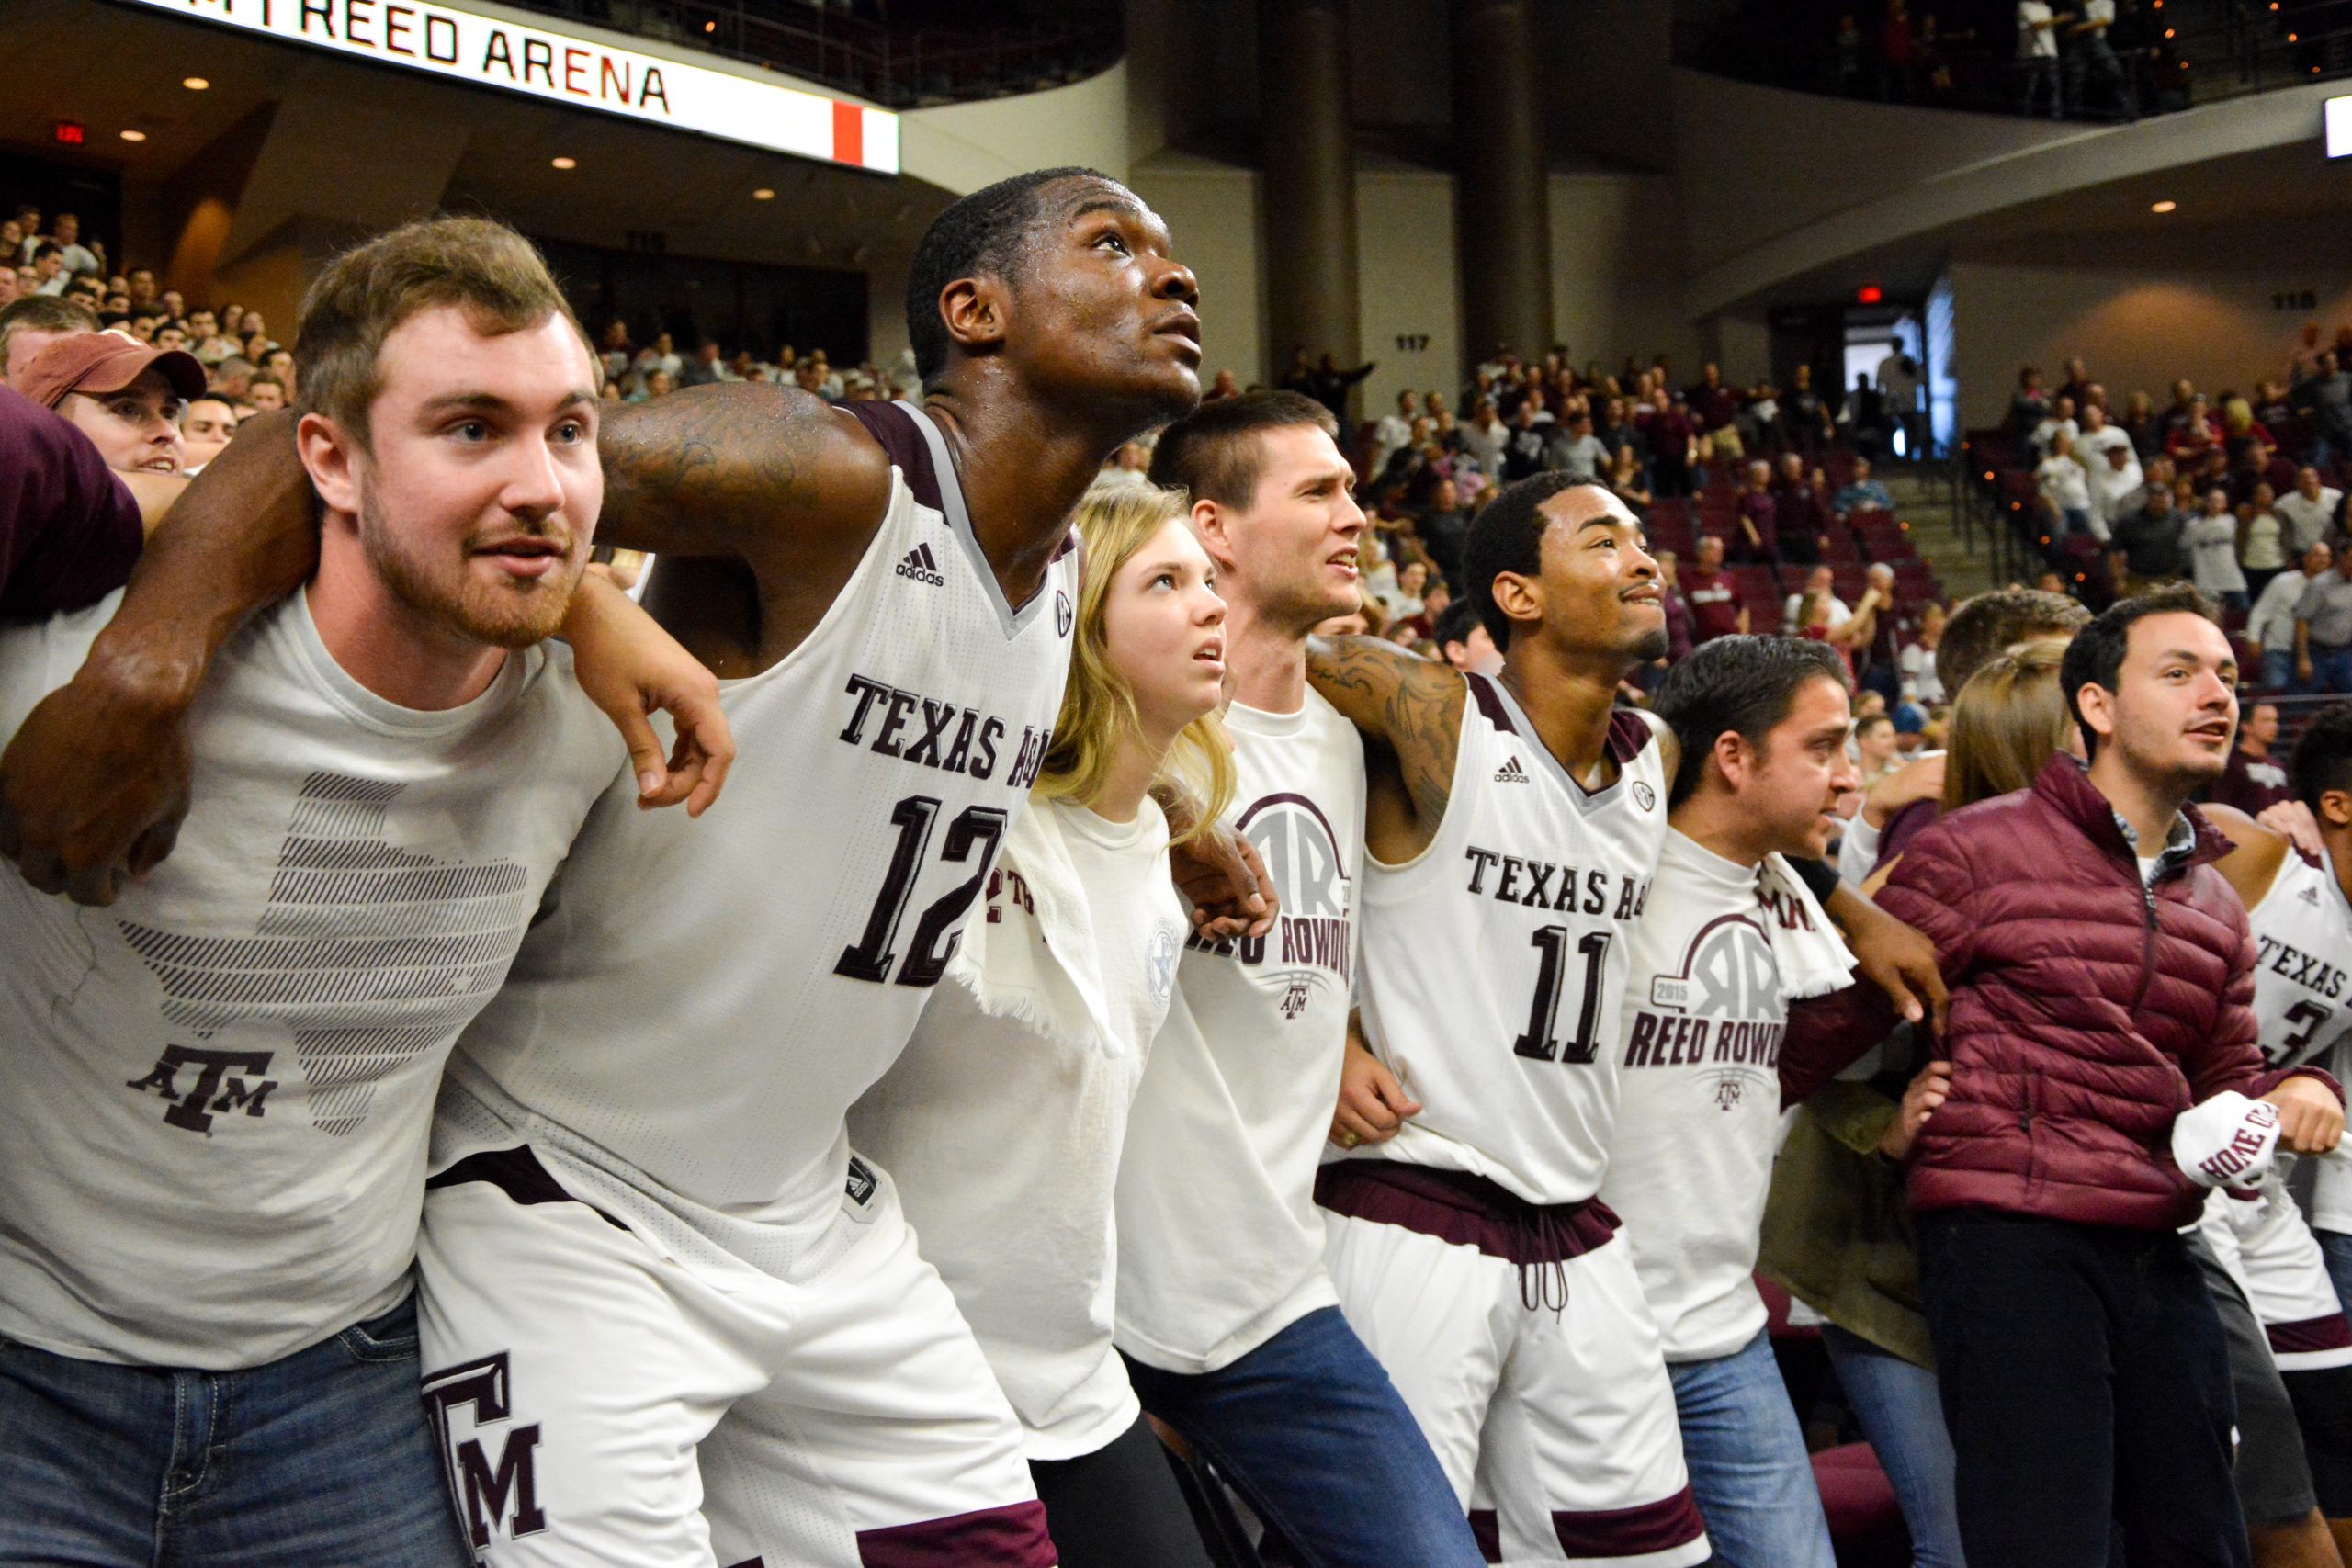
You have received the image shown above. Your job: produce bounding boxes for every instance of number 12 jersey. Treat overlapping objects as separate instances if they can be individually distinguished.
[1351,674,1669,1207]
[441,401,1077,1272]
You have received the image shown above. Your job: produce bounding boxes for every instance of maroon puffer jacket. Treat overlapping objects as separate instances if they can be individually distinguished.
[1875,753,2326,1231]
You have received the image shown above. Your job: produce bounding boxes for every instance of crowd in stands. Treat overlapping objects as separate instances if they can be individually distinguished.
[0,200,920,485]
[1974,348,2352,696]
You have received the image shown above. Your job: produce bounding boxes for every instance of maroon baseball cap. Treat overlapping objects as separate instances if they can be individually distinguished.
[22,330,208,412]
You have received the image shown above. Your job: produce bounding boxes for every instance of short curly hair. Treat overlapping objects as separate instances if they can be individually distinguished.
[2291,701,2352,814]
[904,166,1108,388]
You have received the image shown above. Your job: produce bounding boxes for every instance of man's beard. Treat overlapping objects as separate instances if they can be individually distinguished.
[358,488,579,652]
[1628,623,1671,665]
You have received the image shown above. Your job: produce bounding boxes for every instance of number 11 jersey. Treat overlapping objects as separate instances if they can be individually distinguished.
[442,401,1076,1271]
[1351,675,1669,1207]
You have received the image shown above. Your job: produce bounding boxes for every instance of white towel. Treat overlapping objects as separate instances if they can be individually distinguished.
[1759,851,1859,1002]
[945,801,1123,1057]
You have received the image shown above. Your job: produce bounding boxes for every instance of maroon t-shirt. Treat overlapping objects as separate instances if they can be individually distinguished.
[0,385,144,617]
[1683,566,1743,641]
[2209,749,2293,818]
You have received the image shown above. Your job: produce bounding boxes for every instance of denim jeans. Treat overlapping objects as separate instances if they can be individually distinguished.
[1667,1331,1836,1568]
[0,1293,471,1566]
[1124,1305,1487,1568]
[2304,646,2352,696]
[2319,1230,2352,1331]
[1823,1325,1967,1568]
[2263,647,2298,694]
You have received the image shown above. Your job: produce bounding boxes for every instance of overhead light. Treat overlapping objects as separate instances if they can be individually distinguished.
[752,187,775,200]
[550,156,577,169]
[182,76,209,90]
[119,129,147,142]
[2151,199,2177,213]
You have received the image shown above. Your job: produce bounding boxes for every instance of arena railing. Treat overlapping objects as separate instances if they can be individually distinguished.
[493,0,1123,108]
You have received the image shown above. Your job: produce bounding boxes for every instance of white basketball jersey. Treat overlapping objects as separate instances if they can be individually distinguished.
[1352,675,1670,1206]
[444,402,1077,1272]
[2246,849,2352,1073]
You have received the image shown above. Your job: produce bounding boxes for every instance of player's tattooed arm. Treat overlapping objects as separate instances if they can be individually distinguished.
[594,384,892,577]
[1306,633,1466,855]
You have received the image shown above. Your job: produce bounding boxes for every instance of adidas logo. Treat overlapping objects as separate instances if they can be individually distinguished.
[1495,756,1530,783]
[895,543,945,587]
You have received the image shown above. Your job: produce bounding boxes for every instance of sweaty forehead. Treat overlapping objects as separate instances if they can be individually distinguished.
[1050,178,1169,243]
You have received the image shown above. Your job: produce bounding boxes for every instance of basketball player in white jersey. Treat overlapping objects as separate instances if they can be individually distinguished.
[1305,471,1709,1565]
[2203,702,2352,1556]
[0,217,720,1566]
[1605,636,1860,1568]
[1114,391,1489,1568]
[1305,473,1941,1566]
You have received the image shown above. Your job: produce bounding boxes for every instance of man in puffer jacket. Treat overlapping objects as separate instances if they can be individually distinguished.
[1874,583,2346,1568]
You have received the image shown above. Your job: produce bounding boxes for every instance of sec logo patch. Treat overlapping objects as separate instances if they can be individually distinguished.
[1633,782,1657,812]
[1056,590,1073,637]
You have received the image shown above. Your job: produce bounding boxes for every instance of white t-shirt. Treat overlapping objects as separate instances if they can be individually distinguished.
[2018,2,2059,57]
[0,589,617,1368]
[2036,454,2092,513]
[1601,831,1808,1361]
[851,798,1184,1460]
[2185,513,2248,594]
[1115,693,1365,1372]
[1784,593,1853,635]
[2250,570,2312,652]
[2278,488,2344,555]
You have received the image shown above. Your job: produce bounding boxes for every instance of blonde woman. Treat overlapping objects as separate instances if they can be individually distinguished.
[851,485,1233,1568]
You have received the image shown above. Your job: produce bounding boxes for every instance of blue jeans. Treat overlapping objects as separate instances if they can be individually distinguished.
[2320,1231,2352,1327]
[2305,646,2352,695]
[1668,1331,1836,1568]
[0,1293,471,1566]
[2263,647,2298,693]
[1824,1325,1968,1568]
[1124,1305,1486,1568]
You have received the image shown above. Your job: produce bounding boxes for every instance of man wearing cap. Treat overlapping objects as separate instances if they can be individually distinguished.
[22,330,207,477]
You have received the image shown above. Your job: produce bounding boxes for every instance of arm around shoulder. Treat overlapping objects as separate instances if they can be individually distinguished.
[593,383,892,577]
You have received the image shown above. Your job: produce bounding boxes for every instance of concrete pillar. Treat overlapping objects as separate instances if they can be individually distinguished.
[1451,0,1553,370]
[1258,0,1359,367]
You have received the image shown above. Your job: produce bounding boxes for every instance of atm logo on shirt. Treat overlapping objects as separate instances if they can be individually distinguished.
[1190,791,1354,998]
[1624,913,1785,1097]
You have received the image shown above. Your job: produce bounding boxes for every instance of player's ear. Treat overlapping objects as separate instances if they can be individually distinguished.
[939,275,1009,357]
[1488,570,1541,634]
[2322,787,2352,829]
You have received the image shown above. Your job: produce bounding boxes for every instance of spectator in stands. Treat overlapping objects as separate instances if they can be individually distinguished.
[2030,396,2079,461]
[21,332,204,478]
[1880,0,1917,100]
[123,267,157,310]
[1608,445,1652,513]
[2220,397,2276,486]
[2165,394,2220,465]
[1546,412,1610,481]
[1787,363,1836,454]
[44,214,100,278]
[1899,601,1948,704]
[1374,389,1418,472]
[1431,597,1503,676]
[2087,432,2143,541]
[631,331,681,389]
[245,376,286,413]
[1653,548,1696,663]
[2211,700,2294,815]
[0,296,97,390]
[1651,391,1697,497]
[1686,533,1750,642]
[2184,488,2249,615]
[1735,458,1781,563]
[1787,564,1850,637]
[2296,546,2352,694]
[177,394,236,473]
[2278,465,2343,556]
[2109,482,2188,594]
[2010,366,2052,433]
[2018,0,2064,115]
[595,320,631,382]
[2036,430,2097,535]
[1377,558,1428,627]
[1501,399,1547,482]
[1780,455,1836,564]
[2300,351,2352,471]
[28,246,70,298]
[630,367,676,404]
[1833,455,1894,518]
[2070,0,2127,114]
[678,341,725,389]
[2237,482,2288,603]
[2120,389,2161,457]
[2250,540,2329,692]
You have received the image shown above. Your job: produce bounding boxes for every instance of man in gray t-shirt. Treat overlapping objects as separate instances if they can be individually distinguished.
[2296,552,2352,693]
